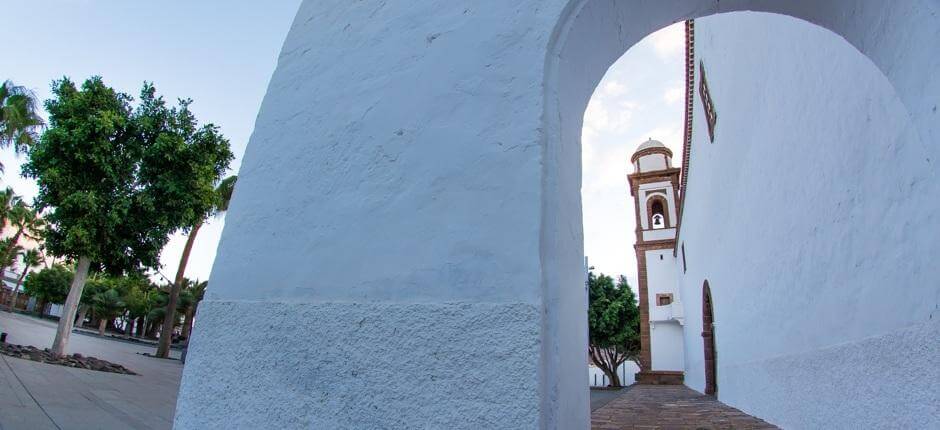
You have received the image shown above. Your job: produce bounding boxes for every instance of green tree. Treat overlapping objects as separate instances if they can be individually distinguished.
[23,77,233,357]
[124,279,158,338]
[7,248,43,311]
[90,286,125,336]
[77,275,110,328]
[22,265,72,318]
[588,271,641,387]
[0,80,44,171]
[178,279,207,340]
[157,176,235,357]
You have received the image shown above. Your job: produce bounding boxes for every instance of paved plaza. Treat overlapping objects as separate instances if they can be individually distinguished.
[591,385,778,430]
[1,312,775,429]
[0,312,182,430]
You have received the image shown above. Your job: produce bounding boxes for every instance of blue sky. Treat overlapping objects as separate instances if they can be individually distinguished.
[1,0,302,282]
[2,1,682,289]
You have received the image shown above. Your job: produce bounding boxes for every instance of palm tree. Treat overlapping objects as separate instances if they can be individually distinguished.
[0,201,43,277]
[180,279,207,340]
[7,248,42,311]
[91,288,125,336]
[156,176,236,357]
[0,81,44,171]
[0,188,15,226]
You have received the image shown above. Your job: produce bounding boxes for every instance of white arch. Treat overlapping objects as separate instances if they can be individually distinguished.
[176,2,940,429]
[541,1,939,428]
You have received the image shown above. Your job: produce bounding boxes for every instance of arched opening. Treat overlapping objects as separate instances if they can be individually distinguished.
[175,1,940,429]
[546,1,939,428]
[648,197,667,229]
[702,280,717,396]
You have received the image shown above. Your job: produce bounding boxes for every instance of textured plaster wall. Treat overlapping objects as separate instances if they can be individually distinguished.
[677,12,939,428]
[179,0,940,427]
[179,0,586,428]
[177,302,540,429]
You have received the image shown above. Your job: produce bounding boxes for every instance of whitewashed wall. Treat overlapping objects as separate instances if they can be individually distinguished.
[678,12,939,429]
[588,362,639,387]
[177,0,940,428]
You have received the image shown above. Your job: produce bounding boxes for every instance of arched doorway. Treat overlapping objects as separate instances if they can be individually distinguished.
[702,281,717,396]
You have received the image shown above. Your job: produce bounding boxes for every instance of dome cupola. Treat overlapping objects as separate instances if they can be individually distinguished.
[631,138,674,173]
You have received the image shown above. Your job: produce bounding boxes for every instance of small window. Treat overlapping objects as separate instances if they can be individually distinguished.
[681,242,687,274]
[656,293,674,306]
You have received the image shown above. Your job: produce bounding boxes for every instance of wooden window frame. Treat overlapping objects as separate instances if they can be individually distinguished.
[656,293,674,306]
[699,61,717,142]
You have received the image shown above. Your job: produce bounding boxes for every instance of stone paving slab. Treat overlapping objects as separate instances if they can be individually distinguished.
[0,312,182,430]
[591,385,779,430]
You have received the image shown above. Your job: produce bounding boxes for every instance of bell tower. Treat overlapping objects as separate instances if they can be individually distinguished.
[628,138,685,385]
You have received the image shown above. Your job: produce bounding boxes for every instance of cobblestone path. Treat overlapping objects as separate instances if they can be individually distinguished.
[591,385,779,430]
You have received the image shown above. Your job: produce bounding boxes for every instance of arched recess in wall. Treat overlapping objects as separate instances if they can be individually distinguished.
[539,0,938,427]
[646,195,669,229]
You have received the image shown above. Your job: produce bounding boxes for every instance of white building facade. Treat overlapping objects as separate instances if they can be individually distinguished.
[666,13,939,428]
[178,2,940,429]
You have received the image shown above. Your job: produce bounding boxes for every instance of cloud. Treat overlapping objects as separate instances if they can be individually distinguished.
[647,22,685,60]
[663,83,684,105]
[600,80,628,97]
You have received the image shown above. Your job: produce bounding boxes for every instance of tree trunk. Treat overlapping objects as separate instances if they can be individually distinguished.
[157,221,202,358]
[98,318,107,336]
[590,345,624,387]
[37,299,46,318]
[181,305,195,339]
[123,315,132,339]
[51,256,91,358]
[75,305,88,328]
[136,316,145,338]
[7,265,29,311]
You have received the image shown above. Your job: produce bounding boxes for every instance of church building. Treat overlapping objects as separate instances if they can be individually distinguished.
[627,139,685,384]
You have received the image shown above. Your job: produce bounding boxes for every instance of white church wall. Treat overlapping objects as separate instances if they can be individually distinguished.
[678,12,938,429]
[642,228,676,242]
[645,249,683,371]
[638,154,667,171]
[650,322,684,371]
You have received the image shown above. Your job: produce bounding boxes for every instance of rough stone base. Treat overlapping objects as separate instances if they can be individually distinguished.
[174,301,541,429]
[635,370,684,385]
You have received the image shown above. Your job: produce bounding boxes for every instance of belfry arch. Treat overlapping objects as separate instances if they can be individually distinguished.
[177,1,940,429]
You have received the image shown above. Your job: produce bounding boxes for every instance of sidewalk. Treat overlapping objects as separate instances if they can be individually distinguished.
[0,312,182,430]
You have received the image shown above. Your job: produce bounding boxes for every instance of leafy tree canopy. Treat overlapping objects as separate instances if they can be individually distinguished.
[23,265,73,305]
[588,270,641,386]
[588,272,641,352]
[22,76,234,274]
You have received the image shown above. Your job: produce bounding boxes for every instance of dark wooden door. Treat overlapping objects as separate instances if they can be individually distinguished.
[702,281,717,395]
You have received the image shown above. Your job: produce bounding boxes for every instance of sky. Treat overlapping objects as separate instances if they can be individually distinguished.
[582,23,685,288]
[1,1,683,289]
[1,0,303,282]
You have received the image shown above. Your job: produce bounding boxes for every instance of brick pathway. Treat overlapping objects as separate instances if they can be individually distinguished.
[591,385,779,430]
